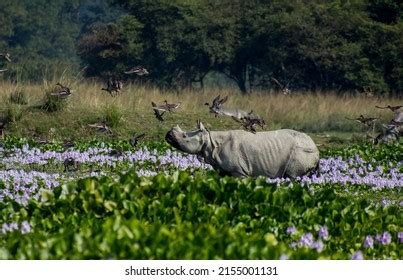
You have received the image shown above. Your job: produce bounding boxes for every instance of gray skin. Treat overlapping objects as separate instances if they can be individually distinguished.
[393,111,403,123]
[166,121,320,178]
[374,124,402,144]
[391,112,403,136]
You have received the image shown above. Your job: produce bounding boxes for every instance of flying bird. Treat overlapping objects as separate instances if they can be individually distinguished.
[271,77,291,95]
[130,132,146,148]
[50,82,72,98]
[232,113,266,134]
[0,53,11,62]
[124,66,149,76]
[205,95,228,116]
[88,122,113,134]
[151,102,165,121]
[152,100,181,113]
[346,115,377,126]
[102,79,123,97]
[205,95,228,108]
[163,100,181,112]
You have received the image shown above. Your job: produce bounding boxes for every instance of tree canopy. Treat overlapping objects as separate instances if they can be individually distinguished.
[1,0,402,94]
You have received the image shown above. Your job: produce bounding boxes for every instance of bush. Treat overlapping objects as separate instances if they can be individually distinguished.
[41,92,68,113]
[9,91,28,105]
[2,103,24,123]
[101,103,123,128]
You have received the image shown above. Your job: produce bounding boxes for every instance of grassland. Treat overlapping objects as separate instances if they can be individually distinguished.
[0,79,401,147]
[0,80,402,260]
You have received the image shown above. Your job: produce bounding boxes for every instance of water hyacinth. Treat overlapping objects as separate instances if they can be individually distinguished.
[1,145,212,172]
[1,145,402,191]
[289,228,328,253]
[0,221,31,235]
[318,226,329,240]
[0,170,62,205]
[20,221,32,234]
[351,251,364,260]
[375,232,392,245]
[1,222,18,234]
[286,225,297,235]
[363,235,374,249]
[0,141,400,260]
[298,233,314,247]
[311,240,324,253]
[0,143,402,210]
[0,146,211,205]
[297,156,403,190]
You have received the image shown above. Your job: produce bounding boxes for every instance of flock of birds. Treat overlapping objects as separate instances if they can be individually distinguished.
[1,52,402,147]
[346,105,403,144]
[150,94,266,133]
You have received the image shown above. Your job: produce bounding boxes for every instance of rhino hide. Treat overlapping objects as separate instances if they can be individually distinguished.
[166,121,319,178]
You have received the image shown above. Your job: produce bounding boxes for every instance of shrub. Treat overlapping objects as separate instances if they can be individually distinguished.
[9,91,28,105]
[101,104,123,128]
[41,92,68,113]
[2,103,24,123]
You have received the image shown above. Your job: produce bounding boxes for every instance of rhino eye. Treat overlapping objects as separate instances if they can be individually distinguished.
[182,133,187,138]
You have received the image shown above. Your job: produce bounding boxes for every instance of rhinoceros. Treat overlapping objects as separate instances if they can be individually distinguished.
[165,121,320,178]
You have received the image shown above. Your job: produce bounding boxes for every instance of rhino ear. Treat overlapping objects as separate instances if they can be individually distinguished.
[197,120,207,131]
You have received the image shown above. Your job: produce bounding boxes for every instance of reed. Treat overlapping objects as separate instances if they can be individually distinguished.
[0,80,401,143]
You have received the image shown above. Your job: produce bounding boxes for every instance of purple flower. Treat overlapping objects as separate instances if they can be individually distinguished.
[363,235,374,249]
[286,226,297,235]
[375,232,392,245]
[318,226,329,240]
[289,242,297,249]
[298,233,314,247]
[381,199,391,207]
[20,221,31,234]
[9,222,18,230]
[351,251,364,260]
[279,254,289,260]
[398,232,403,244]
[312,240,324,252]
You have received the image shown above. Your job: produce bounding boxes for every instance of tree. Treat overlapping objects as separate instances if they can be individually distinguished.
[80,0,402,94]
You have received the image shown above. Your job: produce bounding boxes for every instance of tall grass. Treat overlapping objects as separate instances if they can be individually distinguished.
[0,79,401,141]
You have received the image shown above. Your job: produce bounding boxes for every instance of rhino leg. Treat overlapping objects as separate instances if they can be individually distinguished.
[304,160,320,177]
[218,169,232,177]
[284,146,319,178]
[217,166,247,178]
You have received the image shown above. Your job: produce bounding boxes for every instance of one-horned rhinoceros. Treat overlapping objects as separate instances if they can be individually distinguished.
[165,121,319,178]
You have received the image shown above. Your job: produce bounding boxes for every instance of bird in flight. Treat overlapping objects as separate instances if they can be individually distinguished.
[125,66,149,76]
[151,102,165,122]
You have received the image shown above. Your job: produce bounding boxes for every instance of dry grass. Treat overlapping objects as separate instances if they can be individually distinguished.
[0,79,401,144]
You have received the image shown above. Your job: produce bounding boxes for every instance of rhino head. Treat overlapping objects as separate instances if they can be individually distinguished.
[165,120,209,154]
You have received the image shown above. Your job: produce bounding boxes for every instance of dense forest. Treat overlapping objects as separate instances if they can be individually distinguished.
[0,0,402,94]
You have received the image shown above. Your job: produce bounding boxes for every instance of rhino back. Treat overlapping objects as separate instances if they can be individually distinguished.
[208,129,319,178]
[211,130,296,177]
